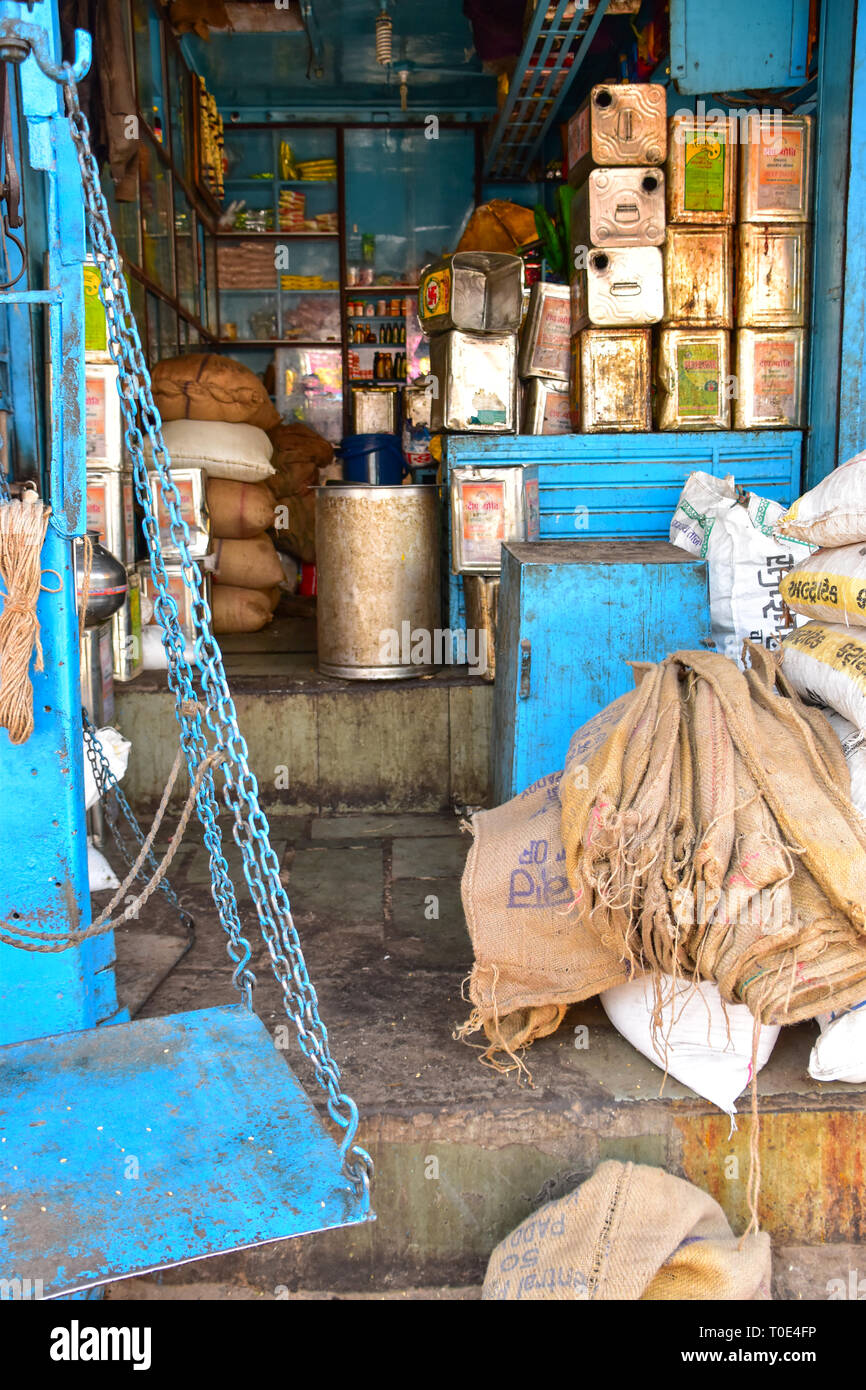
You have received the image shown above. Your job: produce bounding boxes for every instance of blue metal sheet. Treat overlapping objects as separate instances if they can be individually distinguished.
[443,431,803,641]
[837,2,866,470]
[491,540,711,802]
[0,1004,372,1298]
[670,0,810,94]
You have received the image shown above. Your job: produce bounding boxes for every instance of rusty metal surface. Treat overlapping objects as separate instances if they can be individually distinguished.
[138,562,211,636]
[576,327,652,432]
[450,465,533,573]
[567,83,667,185]
[663,224,734,326]
[419,253,524,335]
[112,570,143,683]
[352,387,398,434]
[316,484,440,678]
[666,115,738,225]
[572,246,664,329]
[521,377,571,434]
[429,330,518,433]
[518,282,571,380]
[572,166,666,247]
[740,115,814,223]
[737,222,811,327]
[734,327,806,428]
[85,465,137,567]
[656,327,731,430]
[462,575,499,682]
[148,467,210,561]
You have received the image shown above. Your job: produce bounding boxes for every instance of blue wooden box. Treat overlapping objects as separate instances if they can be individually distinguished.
[443,431,803,638]
[492,539,711,803]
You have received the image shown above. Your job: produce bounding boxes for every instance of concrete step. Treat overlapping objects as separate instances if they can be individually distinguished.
[102,810,866,1299]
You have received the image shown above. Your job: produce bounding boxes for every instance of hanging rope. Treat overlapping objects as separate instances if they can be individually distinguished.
[0,490,52,745]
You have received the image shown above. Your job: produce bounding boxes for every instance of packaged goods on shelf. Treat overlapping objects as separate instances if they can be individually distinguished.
[217,241,278,289]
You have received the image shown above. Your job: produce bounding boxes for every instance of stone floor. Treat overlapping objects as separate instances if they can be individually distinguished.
[97,806,866,1302]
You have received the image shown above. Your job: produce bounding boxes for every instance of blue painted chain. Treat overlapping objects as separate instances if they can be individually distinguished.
[63,83,371,1196]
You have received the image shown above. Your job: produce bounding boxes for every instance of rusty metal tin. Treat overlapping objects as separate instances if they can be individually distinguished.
[80,622,115,726]
[316,485,440,680]
[352,386,398,434]
[451,465,538,573]
[462,574,499,682]
[429,330,518,433]
[572,167,666,248]
[522,377,571,434]
[666,115,737,225]
[733,328,806,429]
[663,225,733,326]
[566,83,667,186]
[736,223,810,328]
[577,328,652,433]
[518,282,571,380]
[572,246,664,329]
[740,115,813,223]
[656,328,731,431]
[148,466,210,560]
[112,569,143,683]
[86,466,137,567]
[418,252,524,335]
[138,561,211,637]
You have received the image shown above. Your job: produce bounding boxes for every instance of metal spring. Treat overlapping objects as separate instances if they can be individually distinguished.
[375,8,392,65]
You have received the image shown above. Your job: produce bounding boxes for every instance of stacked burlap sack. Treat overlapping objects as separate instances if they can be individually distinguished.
[149,354,334,632]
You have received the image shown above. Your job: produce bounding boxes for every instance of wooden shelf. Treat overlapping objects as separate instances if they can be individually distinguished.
[223,339,342,348]
[217,231,339,240]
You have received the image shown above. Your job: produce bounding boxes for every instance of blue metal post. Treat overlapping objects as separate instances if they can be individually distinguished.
[0,0,123,1044]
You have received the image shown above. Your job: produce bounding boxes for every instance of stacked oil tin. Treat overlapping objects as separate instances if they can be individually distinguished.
[419,252,523,434]
[518,281,571,434]
[84,257,142,685]
[567,83,667,431]
[138,466,212,648]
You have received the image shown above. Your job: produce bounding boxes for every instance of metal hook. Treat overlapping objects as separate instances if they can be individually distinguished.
[0,22,92,85]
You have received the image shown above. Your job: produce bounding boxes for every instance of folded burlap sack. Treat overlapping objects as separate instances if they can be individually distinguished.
[153,353,279,431]
[268,422,333,501]
[456,199,537,254]
[483,1161,772,1301]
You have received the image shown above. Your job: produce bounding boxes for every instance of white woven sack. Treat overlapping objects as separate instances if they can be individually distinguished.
[781,621,866,733]
[146,419,275,483]
[776,450,866,547]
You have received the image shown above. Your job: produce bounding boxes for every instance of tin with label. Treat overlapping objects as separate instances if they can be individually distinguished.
[576,328,652,433]
[733,328,805,428]
[737,223,810,328]
[656,328,731,431]
[112,569,143,682]
[740,116,813,223]
[85,362,123,465]
[419,252,524,335]
[572,246,663,329]
[518,282,571,380]
[566,83,667,186]
[666,115,737,225]
[450,465,538,573]
[86,466,137,567]
[80,622,115,726]
[522,377,571,434]
[148,467,210,561]
[663,225,733,326]
[430,330,518,434]
[571,166,666,248]
[139,561,211,637]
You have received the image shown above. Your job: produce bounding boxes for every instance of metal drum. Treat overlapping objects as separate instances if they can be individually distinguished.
[316,484,440,680]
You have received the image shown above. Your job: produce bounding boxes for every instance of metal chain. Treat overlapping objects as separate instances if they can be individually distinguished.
[82,712,193,929]
[63,85,371,1194]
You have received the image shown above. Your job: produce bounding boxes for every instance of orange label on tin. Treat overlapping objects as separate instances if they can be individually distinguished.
[756,130,805,212]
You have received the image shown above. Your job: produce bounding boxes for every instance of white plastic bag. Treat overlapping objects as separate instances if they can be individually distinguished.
[87,840,120,892]
[809,1003,866,1084]
[777,450,866,547]
[601,975,780,1115]
[83,726,131,810]
[781,621,866,732]
[669,471,813,665]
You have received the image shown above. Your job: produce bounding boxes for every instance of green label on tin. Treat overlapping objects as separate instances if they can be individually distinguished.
[683,133,726,213]
[677,342,720,417]
[83,263,107,352]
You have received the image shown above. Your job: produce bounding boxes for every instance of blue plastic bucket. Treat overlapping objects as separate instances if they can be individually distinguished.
[339,433,407,485]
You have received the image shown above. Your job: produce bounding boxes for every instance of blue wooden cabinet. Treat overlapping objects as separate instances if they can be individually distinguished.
[492,540,711,802]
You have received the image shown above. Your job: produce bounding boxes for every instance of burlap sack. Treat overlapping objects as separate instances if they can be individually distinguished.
[456,199,537,254]
[211,584,272,634]
[206,478,276,540]
[459,695,636,1071]
[483,1161,772,1301]
[274,491,316,565]
[212,534,284,589]
[559,644,866,1025]
[153,354,280,431]
[268,422,332,501]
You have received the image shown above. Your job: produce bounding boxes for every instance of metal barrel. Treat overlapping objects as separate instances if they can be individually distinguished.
[316,484,441,680]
